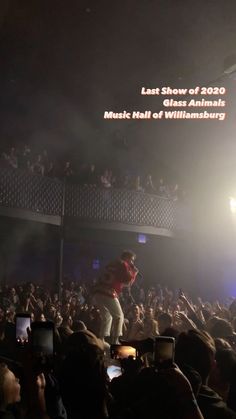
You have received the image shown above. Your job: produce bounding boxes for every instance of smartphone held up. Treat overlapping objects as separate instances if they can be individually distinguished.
[110,344,137,360]
[154,336,175,369]
[15,314,31,344]
[31,321,54,356]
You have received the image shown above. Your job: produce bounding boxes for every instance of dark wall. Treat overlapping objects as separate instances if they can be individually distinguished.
[0,218,195,294]
[0,218,59,287]
[3,217,234,300]
[63,228,195,293]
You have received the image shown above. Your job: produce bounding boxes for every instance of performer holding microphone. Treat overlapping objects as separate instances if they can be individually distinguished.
[92,250,139,344]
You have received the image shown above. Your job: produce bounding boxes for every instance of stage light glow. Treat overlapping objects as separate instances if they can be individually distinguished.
[92,259,100,270]
[138,234,147,244]
[229,197,236,213]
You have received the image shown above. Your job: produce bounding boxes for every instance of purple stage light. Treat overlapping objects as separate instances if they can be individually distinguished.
[138,234,147,244]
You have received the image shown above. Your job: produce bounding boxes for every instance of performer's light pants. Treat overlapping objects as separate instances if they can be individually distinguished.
[92,293,124,342]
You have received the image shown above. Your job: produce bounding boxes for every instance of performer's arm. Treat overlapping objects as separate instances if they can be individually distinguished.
[122,261,139,286]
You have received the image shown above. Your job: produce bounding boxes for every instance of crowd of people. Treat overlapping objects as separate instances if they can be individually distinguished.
[0,145,184,201]
[0,271,236,418]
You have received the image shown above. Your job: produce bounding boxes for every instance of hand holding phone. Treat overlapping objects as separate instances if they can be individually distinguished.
[29,321,55,374]
[154,336,175,369]
[15,314,31,344]
[107,364,122,380]
[31,321,54,356]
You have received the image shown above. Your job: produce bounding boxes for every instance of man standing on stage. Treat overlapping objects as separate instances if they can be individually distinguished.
[92,250,139,344]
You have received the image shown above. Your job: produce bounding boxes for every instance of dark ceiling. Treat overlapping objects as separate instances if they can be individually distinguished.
[1,0,236,188]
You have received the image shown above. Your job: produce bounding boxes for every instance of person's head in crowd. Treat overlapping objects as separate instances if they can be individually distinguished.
[218,308,231,321]
[231,316,236,333]
[89,306,100,319]
[23,144,31,155]
[157,312,172,334]
[47,161,55,174]
[145,174,156,193]
[1,152,8,164]
[64,329,104,365]
[144,307,154,320]
[175,329,216,384]
[120,356,143,377]
[161,327,180,339]
[0,363,21,411]
[149,287,156,297]
[36,154,42,163]
[125,296,134,306]
[209,318,234,339]
[60,330,107,419]
[9,147,16,156]
[65,288,71,299]
[139,303,144,313]
[4,322,15,347]
[146,174,153,183]
[179,364,203,398]
[70,296,78,308]
[40,313,46,322]
[16,285,23,294]
[5,310,15,323]
[77,286,83,294]
[55,313,63,328]
[52,293,59,304]
[131,305,141,321]
[215,349,236,383]
[214,337,232,351]
[26,160,32,171]
[34,312,46,322]
[46,305,57,320]
[62,302,71,316]
[0,308,5,322]
[134,175,143,191]
[209,349,236,401]
[72,320,87,332]
[12,300,22,314]
[120,250,136,265]
[0,322,5,341]
[201,307,212,322]
[69,281,75,291]
[9,288,16,297]
[123,174,130,187]
[206,315,221,332]
[26,282,35,294]
[61,314,73,329]
[229,299,236,317]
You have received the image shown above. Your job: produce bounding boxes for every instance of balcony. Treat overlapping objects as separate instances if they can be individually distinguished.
[0,167,186,237]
